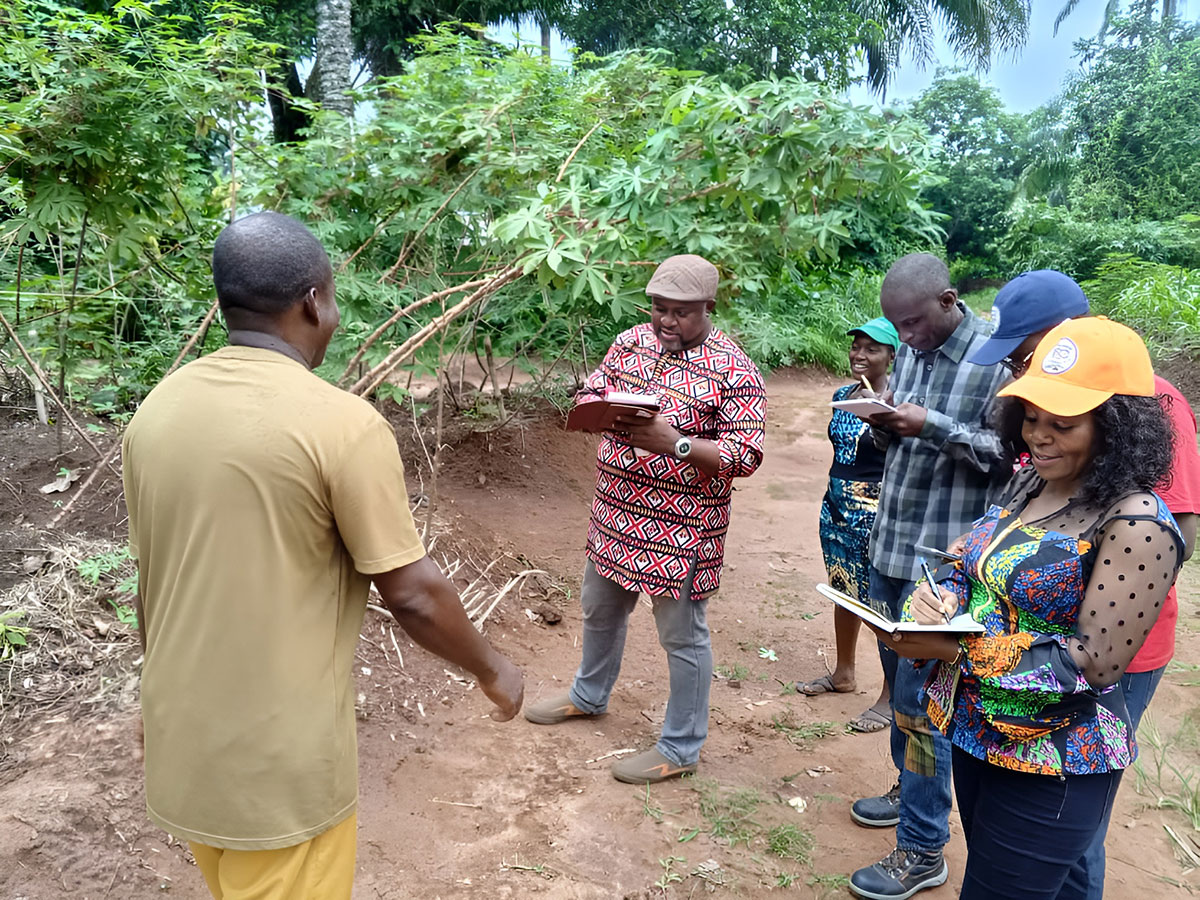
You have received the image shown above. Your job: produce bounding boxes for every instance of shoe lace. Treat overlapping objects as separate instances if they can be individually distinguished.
[878,848,912,878]
[884,782,901,803]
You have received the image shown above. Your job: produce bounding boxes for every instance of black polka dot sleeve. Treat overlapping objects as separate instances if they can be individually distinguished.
[1068,511,1184,690]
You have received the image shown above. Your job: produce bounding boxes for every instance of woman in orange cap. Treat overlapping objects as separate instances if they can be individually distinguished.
[880,317,1184,899]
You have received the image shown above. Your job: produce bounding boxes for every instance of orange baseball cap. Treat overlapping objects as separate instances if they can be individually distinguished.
[996,316,1154,416]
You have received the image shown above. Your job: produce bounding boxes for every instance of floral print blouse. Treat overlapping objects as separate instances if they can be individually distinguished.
[912,470,1183,775]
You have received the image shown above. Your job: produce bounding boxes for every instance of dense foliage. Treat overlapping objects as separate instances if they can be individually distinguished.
[1,1,945,417]
[905,5,1200,348]
[909,69,1027,263]
[2,0,1199,426]
[1058,14,1200,222]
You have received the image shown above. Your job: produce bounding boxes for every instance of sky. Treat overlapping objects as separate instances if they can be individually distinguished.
[493,2,1196,115]
[851,0,1195,112]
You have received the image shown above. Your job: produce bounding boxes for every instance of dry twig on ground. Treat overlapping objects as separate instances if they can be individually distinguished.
[0,535,140,772]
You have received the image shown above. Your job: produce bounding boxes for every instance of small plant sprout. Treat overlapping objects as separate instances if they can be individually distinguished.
[500,856,555,879]
[0,610,31,660]
[654,856,685,892]
[758,647,778,661]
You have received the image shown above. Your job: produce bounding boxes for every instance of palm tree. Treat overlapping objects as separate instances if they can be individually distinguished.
[1053,0,1179,39]
[857,0,1032,94]
[313,0,354,116]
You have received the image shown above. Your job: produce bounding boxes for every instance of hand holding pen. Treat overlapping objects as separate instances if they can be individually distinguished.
[915,557,956,626]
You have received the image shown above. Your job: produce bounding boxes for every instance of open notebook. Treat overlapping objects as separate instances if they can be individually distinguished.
[829,397,897,418]
[816,583,984,634]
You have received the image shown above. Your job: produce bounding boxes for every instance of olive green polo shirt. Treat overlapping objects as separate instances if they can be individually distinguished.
[123,347,425,850]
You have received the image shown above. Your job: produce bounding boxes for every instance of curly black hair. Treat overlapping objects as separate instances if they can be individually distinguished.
[994,393,1172,508]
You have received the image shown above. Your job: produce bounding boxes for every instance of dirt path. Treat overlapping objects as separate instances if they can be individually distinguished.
[1,369,1198,898]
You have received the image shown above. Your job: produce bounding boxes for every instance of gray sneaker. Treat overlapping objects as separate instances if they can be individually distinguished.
[850,782,901,827]
[523,692,596,725]
[849,847,948,899]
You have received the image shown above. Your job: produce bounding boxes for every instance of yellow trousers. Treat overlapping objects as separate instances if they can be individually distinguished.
[189,813,356,900]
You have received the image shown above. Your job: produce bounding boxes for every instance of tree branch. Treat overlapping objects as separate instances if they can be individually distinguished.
[337,277,491,386]
[348,266,523,398]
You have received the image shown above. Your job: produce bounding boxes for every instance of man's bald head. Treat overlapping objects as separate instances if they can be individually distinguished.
[213,212,333,315]
[879,253,961,352]
[881,253,951,300]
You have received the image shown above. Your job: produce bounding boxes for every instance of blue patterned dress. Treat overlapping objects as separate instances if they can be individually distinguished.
[819,384,885,602]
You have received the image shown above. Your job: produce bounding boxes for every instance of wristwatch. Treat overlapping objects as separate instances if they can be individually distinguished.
[673,436,693,459]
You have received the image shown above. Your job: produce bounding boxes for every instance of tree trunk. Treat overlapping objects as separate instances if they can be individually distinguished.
[315,0,353,117]
[266,58,311,143]
[1163,0,1178,20]
[540,15,551,59]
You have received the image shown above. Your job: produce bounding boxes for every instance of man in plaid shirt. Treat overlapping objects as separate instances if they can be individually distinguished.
[848,253,1008,900]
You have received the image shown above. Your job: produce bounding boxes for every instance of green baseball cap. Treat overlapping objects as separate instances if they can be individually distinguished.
[847,316,899,351]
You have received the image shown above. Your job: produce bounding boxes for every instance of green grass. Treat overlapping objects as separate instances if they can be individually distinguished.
[960,286,1000,315]
[1083,257,1200,360]
[1132,714,1200,831]
[808,872,852,898]
[770,710,840,747]
[716,662,750,682]
[716,268,885,372]
[766,824,815,864]
[690,778,763,848]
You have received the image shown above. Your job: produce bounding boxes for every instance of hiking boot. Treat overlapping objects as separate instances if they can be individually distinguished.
[850,782,901,827]
[611,748,697,784]
[849,847,948,900]
[523,692,595,725]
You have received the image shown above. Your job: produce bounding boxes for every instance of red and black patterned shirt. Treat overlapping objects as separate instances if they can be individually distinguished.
[579,323,766,600]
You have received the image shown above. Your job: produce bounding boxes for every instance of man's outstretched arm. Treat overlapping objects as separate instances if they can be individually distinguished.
[374,556,523,721]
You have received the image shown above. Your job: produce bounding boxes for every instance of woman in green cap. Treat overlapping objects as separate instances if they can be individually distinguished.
[795,317,898,733]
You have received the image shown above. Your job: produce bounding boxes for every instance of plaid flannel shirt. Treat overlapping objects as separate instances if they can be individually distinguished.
[869,305,1009,583]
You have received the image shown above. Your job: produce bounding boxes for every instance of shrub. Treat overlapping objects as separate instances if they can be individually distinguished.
[1081,256,1200,361]
[715,268,883,371]
[998,205,1200,282]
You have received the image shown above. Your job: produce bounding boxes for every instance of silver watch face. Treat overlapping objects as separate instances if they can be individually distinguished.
[675,437,692,458]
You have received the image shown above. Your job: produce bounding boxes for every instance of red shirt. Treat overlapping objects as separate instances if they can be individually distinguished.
[1128,376,1200,672]
[579,323,766,600]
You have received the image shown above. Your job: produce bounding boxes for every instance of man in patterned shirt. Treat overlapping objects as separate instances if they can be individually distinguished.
[848,253,1008,900]
[524,254,767,784]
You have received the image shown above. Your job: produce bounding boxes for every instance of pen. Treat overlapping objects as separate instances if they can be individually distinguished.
[919,556,953,625]
[914,543,963,563]
[859,374,874,396]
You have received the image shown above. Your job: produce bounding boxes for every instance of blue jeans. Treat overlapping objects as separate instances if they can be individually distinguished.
[955,747,1123,900]
[870,566,953,853]
[568,560,712,766]
[1069,665,1166,899]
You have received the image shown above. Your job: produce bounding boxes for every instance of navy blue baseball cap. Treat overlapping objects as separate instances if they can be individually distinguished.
[969,270,1090,366]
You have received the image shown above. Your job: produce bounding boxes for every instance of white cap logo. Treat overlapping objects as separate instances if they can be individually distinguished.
[989,305,1001,333]
[1042,337,1079,375]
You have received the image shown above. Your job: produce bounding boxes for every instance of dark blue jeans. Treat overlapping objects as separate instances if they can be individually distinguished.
[1068,665,1166,899]
[870,566,953,852]
[954,747,1123,900]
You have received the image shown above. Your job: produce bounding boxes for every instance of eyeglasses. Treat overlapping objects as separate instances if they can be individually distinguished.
[999,350,1033,377]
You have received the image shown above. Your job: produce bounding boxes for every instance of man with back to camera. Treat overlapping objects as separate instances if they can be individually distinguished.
[848,252,1008,900]
[523,254,767,784]
[122,211,523,899]
[967,268,1200,899]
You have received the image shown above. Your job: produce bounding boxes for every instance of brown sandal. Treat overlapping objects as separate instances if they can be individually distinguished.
[794,674,853,696]
[847,707,892,733]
